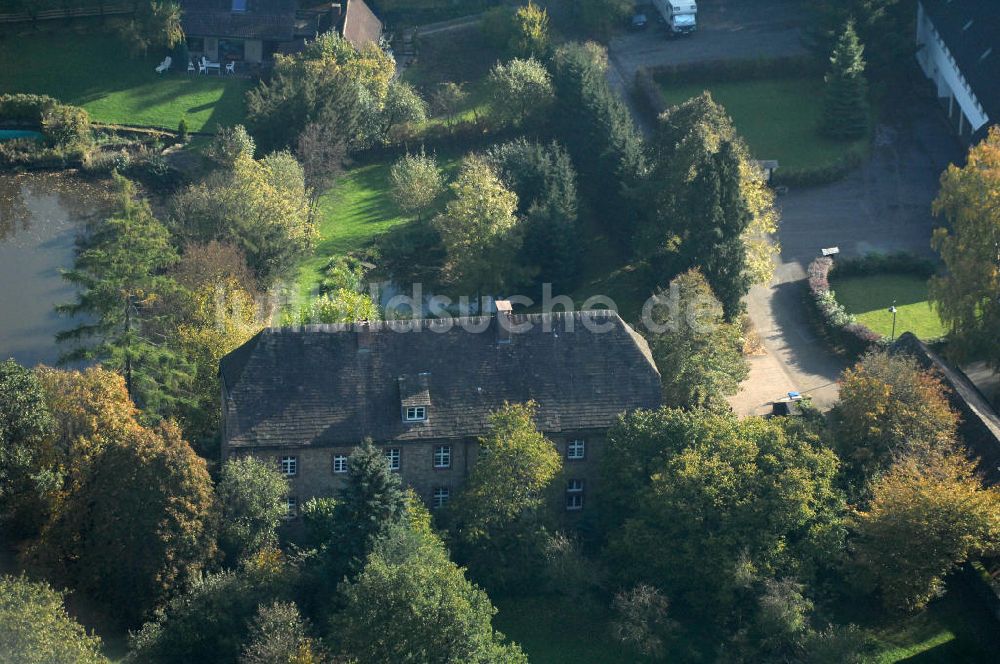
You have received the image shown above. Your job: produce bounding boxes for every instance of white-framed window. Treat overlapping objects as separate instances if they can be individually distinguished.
[280,455,297,477]
[405,406,427,421]
[433,445,451,469]
[567,439,586,460]
[284,496,298,519]
[432,487,450,509]
[385,448,401,471]
[332,454,348,474]
[566,479,584,511]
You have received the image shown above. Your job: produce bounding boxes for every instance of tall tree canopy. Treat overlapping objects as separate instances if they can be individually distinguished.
[57,174,189,417]
[488,57,554,126]
[127,556,296,664]
[851,445,1000,610]
[550,41,645,245]
[450,402,562,591]
[646,269,749,409]
[336,521,528,664]
[330,438,407,571]
[820,21,870,140]
[602,408,845,616]
[217,456,289,564]
[246,31,394,151]
[34,421,217,627]
[486,139,580,290]
[832,351,958,493]
[171,151,314,285]
[644,93,778,316]
[170,243,264,452]
[0,359,53,531]
[0,574,109,664]
[389,149,445,221]
[432,154,523,295]
[930,125,1000,371]
[807,0,913,91]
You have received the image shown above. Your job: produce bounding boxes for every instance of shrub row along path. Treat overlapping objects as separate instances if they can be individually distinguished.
[607,0,963,414]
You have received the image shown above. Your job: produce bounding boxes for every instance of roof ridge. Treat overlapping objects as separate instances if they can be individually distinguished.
[263,309,624,334]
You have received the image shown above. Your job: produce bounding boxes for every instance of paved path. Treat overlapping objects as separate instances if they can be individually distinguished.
[730,117,961,415]
[602,1,962,415]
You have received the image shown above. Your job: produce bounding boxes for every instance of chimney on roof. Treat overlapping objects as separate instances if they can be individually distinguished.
[356,321,372,352]
[495,299,513,344]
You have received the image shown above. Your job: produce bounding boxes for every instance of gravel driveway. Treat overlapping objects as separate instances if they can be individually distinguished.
[729,112,962,415]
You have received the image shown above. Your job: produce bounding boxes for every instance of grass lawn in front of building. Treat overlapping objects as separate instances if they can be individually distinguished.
[829,273,947,341]
[659,77,869,171]
[0,32,249,132]
[296,152,463,299]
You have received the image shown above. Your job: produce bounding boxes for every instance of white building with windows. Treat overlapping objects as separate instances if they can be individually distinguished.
[916,0,998,142]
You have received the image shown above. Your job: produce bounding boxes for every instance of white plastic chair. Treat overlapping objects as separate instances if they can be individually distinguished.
[225,61,236,75]
[155,56,172,74]
[187,59,195,73]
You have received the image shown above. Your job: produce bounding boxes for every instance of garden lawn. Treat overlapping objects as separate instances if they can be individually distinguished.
[659,77,868,171]
[830,274,947,341]
[297,153,462,298]
[0,33,249,132]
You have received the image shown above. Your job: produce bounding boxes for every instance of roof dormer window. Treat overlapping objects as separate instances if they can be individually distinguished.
[405,406,426,422]
[232,0,247,12]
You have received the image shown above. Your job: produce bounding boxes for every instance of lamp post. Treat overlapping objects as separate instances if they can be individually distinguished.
[888,300,898,342]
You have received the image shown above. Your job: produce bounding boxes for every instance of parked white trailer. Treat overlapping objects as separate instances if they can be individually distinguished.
[653,0,697,35]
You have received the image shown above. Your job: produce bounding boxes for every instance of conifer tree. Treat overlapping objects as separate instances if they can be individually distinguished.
[332,438,407,569]
[57,174,191,417]
[821,21,870,140]
[683,141,752,320]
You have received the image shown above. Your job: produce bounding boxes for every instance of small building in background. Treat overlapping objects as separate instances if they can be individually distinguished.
[181,0,383,65]
[915,0,998,143]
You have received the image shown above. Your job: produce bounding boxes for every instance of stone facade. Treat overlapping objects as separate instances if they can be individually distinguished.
[236,431,607,516]
[220,310,662,517]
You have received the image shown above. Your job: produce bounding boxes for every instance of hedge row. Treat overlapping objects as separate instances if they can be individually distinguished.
[806,252,938,357]
[833,252,936,279]
[0,93,60,124]
[649,55,824,87]
[806,256,885,358]
[770,149,865,187]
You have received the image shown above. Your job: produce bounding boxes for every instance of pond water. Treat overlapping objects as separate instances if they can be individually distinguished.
[0,129,42,141]
[0,173,112,366]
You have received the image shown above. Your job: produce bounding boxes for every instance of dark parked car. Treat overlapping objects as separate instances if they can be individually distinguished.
[629,13,649,31]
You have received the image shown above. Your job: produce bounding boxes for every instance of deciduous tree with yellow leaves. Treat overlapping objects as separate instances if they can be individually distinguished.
[850,444,1000,611]
[931,125,1000,372]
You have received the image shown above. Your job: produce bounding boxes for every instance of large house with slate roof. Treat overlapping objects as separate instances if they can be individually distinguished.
[220,309,662,516]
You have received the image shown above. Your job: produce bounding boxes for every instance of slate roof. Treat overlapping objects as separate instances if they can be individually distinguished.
[339,0,382,50]
[921,0,1000,134]
[221,312,662,449]
[893,333,1000,486]
[181,0,298,41]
